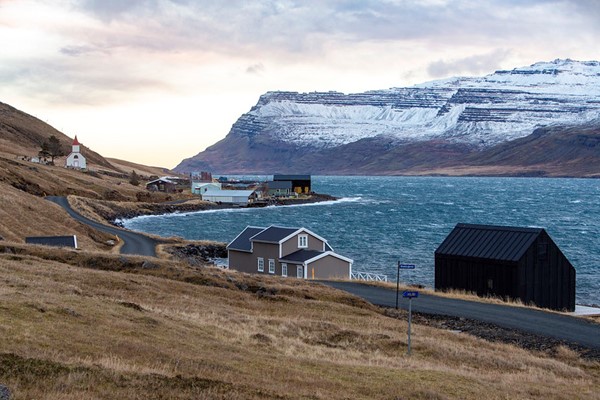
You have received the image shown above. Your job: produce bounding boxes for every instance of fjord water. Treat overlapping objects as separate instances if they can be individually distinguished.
[123,176,600,306]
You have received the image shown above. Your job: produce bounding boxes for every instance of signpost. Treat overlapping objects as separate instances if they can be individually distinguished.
[402,290,419,355]
[396,262,416,309]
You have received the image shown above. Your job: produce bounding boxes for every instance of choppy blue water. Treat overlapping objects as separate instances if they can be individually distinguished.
[123,176,600,306]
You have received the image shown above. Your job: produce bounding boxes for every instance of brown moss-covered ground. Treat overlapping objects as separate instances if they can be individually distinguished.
[1,246,599,399]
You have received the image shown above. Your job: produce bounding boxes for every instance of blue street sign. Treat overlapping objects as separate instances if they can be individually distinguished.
[403,290,419,298]
[399,264,416,269]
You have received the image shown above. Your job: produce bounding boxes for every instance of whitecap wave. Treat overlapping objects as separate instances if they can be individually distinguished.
[121,197,364,225]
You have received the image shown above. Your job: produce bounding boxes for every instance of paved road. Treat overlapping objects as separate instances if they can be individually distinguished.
[46,196,158,257]
[323,281,600,350]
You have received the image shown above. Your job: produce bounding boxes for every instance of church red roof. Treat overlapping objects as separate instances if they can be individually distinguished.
[72,135,80,145]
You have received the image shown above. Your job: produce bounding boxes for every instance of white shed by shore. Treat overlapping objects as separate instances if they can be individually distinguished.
[192,182,222,195]
[202,190,256,205]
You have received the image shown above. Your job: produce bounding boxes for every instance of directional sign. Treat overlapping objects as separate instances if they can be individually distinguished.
[398,264,416,269]
[402,290,419,355]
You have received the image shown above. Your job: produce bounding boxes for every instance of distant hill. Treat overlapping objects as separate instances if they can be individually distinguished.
[0,101,116,169]
[175,59,600,177]
[0,100,178,247]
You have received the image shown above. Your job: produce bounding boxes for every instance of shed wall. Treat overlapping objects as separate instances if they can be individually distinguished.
[434,256,519,299]
[435,229,576,311]
[228,250,254,274]
[307,256,351,280]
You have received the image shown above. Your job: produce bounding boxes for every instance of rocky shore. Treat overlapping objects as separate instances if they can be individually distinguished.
[105,193,337,227]
[166,242,228,267]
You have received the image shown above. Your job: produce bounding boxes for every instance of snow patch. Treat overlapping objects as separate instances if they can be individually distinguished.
[239,59,600,149]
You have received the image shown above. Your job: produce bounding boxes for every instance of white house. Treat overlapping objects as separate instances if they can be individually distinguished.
[192,182,222,195]
[202,189,256,205]
[65,136,87,169]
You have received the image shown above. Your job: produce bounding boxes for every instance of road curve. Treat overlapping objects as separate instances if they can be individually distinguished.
[323,281,600,350]
[46,196,158,257]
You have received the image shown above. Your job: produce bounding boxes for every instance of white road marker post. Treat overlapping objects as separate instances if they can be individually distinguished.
[402,290,419,356]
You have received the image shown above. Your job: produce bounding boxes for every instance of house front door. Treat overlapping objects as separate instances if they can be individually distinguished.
[297,265,303,279]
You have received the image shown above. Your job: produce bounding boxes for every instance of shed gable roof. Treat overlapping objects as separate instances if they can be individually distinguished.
[146,177,175,185]
[273,174,311,181]
[435,223,543,262]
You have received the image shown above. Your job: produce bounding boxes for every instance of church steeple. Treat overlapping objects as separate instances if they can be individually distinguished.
[72,135,80,153]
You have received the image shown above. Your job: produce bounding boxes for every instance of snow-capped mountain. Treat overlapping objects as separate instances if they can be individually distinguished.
[176,59,600,176]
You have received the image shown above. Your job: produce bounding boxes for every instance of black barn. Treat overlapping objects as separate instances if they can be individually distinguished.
[435,224,576,311]
[273,174,311,194]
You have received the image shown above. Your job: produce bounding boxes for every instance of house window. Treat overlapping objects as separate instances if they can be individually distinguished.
[297,265,303,278]
[257,257,264,272]
[281,263,288,277]
[298,234,308,248]
[268,259,275,274]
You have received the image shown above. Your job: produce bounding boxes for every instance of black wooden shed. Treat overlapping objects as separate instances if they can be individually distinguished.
[435,224,576,311]
[273,174,311,194]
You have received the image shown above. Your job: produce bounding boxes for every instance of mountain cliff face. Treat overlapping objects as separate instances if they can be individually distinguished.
[176,59,600,176]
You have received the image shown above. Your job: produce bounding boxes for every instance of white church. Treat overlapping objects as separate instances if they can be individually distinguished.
[65,136,87,169]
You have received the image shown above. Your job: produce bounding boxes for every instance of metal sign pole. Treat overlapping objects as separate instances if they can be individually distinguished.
[407,297,412,356]
[402,290,418,356]
[396,261,400,309]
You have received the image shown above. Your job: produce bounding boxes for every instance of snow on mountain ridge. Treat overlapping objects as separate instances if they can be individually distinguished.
[419,59,600,94]
[239,59,600,149]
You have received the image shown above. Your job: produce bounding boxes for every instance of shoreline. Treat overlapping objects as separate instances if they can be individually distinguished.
[110,192,338,227]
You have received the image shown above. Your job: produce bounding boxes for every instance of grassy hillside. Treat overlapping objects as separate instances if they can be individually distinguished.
[0,100,196,247]
[0,101,115,169]
[0,154,190,248]
[0,246,598,399]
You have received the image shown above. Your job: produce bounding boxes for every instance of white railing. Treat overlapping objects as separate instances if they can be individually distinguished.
[351,271,388,282]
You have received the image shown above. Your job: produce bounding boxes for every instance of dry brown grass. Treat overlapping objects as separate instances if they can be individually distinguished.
[105,157,172,178]
[0,152,193,249]
[0,248,598,399]
[0,184,116,251]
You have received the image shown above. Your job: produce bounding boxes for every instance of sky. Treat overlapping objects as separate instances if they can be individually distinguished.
[1,0,599,169]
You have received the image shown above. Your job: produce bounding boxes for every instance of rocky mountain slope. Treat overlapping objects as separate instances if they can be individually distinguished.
[176,59,600,177]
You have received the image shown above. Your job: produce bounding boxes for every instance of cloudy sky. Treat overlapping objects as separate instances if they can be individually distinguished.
[1,0,599,168]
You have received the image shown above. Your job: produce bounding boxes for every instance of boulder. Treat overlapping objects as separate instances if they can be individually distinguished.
[0,384,11,400]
